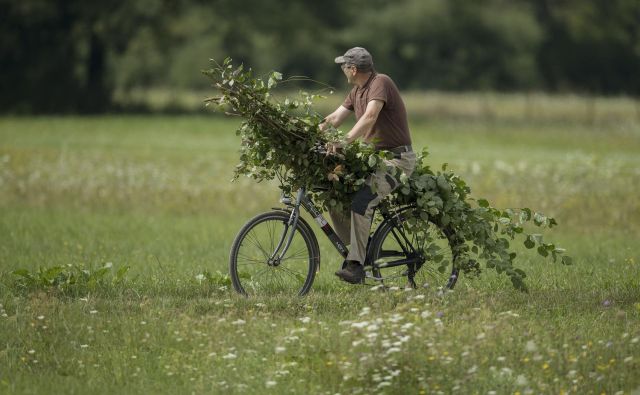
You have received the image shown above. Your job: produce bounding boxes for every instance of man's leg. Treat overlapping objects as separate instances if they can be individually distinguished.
[335,153,416,284]
[328,208,351,245]
[345,174,390,264]
[335,171,392,283]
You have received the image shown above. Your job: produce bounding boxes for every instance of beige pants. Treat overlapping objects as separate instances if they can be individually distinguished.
[329,151,416,264]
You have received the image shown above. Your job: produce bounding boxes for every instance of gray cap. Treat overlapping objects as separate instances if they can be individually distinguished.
[334,47,374,70]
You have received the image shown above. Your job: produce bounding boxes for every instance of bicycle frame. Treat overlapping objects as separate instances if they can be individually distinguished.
[276,187,348,262]
[273,187,424,275]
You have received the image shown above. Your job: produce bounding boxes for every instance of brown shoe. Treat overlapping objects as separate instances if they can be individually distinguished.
[335,261,365,284]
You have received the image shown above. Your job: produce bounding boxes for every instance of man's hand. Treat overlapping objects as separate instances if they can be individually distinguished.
[320,106,352,132]
[326,140,346,155]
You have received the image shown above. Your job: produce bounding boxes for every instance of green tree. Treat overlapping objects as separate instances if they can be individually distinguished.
[531,0,640,94]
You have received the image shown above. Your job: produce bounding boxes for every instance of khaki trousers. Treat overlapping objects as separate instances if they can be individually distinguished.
[329,151,416,264]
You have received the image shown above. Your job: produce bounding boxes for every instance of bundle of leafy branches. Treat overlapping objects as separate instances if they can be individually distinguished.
[204,58,571,291]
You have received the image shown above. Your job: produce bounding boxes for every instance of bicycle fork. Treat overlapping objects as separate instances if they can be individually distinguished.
[267,189,305,266]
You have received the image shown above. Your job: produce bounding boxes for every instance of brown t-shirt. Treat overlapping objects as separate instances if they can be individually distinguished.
[342,72,411,150]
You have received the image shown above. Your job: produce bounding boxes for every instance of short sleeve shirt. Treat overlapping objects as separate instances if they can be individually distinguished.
[342,72,411,150]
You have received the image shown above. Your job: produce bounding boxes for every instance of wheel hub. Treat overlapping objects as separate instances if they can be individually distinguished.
[268,258,281,267]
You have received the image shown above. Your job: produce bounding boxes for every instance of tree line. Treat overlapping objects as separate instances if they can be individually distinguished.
[1,0,638,113]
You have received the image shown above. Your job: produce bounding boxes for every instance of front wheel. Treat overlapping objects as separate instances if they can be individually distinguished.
[229,211,319,296]
[368,208,460,291]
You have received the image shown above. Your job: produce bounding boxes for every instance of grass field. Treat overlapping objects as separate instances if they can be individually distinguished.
[1,99,639,394]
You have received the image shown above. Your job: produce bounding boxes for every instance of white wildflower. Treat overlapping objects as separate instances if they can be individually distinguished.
[515,374,528,386]
[476,333,486,340]
[232,319,246,325]
[385,347,401,355]
[389,314,404,323]
[265,380,277,388]
[400,323,414,331]
[275,346,286,353]
[299,316,311,324]
[351,321,369,329]
[222,353,237,359]
[359,307,371,316]
[525,340,537,352]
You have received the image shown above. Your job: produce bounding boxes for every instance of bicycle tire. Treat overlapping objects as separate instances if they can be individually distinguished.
[368,208,460,291]
[229,211,320,296]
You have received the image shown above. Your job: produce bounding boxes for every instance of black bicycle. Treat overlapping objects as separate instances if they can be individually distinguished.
[229,187,461,296]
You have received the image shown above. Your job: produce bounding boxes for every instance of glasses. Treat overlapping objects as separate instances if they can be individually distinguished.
[341,64,355,71]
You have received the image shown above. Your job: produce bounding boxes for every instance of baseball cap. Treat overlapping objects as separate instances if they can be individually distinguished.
[334,47,374,70]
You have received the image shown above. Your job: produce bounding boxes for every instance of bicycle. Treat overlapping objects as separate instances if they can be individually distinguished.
[229,187,461,296]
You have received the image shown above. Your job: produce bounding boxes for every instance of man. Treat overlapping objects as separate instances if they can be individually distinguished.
[320,47,416,284]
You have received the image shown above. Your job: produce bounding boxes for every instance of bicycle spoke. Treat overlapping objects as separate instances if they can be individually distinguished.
[276,265,307,282]
[243,230,270,260]
[236,255,268,265]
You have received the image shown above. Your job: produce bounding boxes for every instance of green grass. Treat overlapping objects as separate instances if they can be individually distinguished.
[1,109,639,394]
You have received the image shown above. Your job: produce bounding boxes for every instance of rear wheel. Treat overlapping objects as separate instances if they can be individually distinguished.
[368,208,460,291]
[229,211,319,296]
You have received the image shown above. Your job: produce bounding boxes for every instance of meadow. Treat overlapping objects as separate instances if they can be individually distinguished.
[1,94,639,394]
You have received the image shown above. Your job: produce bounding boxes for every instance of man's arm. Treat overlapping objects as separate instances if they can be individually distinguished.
[319,105,352,131]
[344,99,384,144]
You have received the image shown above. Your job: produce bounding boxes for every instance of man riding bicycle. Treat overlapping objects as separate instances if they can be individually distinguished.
[320,47,416,284]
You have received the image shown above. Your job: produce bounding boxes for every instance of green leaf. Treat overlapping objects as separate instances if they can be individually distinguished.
[520,208,532,221]
[419,211,429,221]
[368,154,377,168]
[537,246,548,257]
[524,236,535,249]
[477,199,489,208]
[436,175,451,192]
[561,255,573,265]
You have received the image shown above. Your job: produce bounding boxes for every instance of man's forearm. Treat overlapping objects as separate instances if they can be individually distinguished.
[345,114,376,143]
[321,106,351,131]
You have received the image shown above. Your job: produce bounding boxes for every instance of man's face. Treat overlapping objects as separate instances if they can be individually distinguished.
[341,63,357,85]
